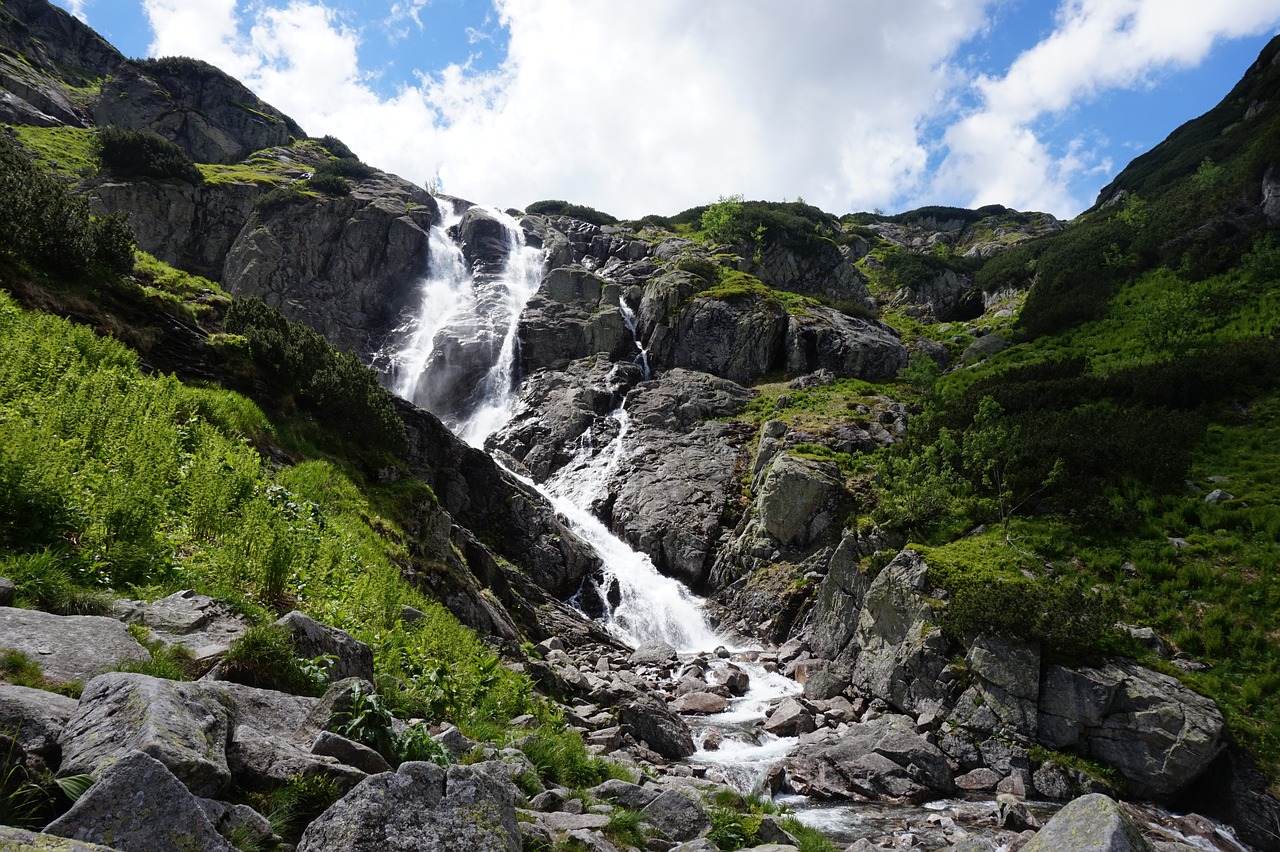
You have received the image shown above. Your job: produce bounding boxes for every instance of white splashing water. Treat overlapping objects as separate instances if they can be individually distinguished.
[455,209,545,447]
[388,207,468,402]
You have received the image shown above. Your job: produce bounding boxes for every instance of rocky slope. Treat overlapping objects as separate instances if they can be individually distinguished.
[2,2,1280,849]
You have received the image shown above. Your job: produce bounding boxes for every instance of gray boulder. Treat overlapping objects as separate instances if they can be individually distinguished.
[646,288,789,386]
[274,610,374,683]
[113,590,249,673]
[0,607,150,683]
[1021,793,1154,852]
[1037,661,1225,798]
[848,551,952,717]
[806,532,874,664]
[517,268,634,372]
[783,713,953,803]
[641,789,711,842]
[0,827,119,850]
[196,798,279,850]
[296,761,521,852]
[44,750,235,852]
[618,695,696,760]
[763,697,816,737]
[756,454,843,549]
[961,333,1010,364]
[589,778,659,810]
[670,692,729,715]
[311,730,393,775]
[0,683,79,774]
[947,634,1040,739]
[58,673,234,797]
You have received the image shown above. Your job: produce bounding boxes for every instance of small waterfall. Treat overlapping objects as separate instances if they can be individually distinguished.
[618,300,651,380]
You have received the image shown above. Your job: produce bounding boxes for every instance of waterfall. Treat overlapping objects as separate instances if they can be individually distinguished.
[386,207,721,651]
[618,300,651,381]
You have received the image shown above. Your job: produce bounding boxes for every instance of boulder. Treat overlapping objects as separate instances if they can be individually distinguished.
[0,827,119,850]
[783,713,953,803]
[0,606,150,683]
[848,551,952,717]
[961,333,1010,365]
[1021,793,1155,852]
[196,798,279,850]
[273,610,374,683]
[630,641,678,667]
[311,730,393,775]
[1037,660,1225,798]
[670,692,729,715]
[296,761,522,852]
[113,590,249,673]
[0,683,79,773]
[517,268,634,372]
[640,789,711,842]
[589,778,659,810]
[947,634,1039,739]
[764,697,816,737]
[645,288,789,386]
[618,695,696,760]
[44,750,235,851]
[805,533,874,664]
[58,673,234,797]
[756,454,843,549]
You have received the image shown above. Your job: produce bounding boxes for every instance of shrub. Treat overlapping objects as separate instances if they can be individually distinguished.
[306,171,349,196]
[256,774,340,843]
[524,199,618,226]
[219,625,327,695]
[333,682,396,759]
[316,135,358,161]
[254,186,310,215]
[315,157,374,179]
[394,723,450,765]
[94,126,202,184]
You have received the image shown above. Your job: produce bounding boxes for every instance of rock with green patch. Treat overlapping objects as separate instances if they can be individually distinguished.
[0,607,150,684]
[0,683,79,774]
[57,672,234,797]
[0,826,121,851]
[44,750,235,851]
[296,760,522,852]
[784,306,908,380]
[756,453,843,548]
[1021,793,1154,852]
[947,634,1040,739]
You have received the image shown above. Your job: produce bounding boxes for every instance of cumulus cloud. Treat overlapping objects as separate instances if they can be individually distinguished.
[140,0,1280,219]
[930,0,1280,213]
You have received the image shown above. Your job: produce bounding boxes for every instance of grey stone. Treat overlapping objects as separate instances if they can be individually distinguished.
[0,577,14,606]
[1037,660,1225,798]
[0,607,149,683]
[274,610,374,683]
[670,692,729,715]
[763,697,816,737]
[0,683,79,773]
[590,778,659,810]
[1021,793,1155,852]
[948,634,1039,738]
[641,789,711,842]
[58,673,234,797]
[196,798,278,850]
[0,827,119,850]
[1203,489,1234,504]
[630,641,679,667]
[311,730,393,774]
[296,761,521,851]
[961,333,1009,364]
[619,695,696,760]
[756,454,843,548]
[1032,761,1074,801]
[542,812,612,831]
[45,750,235,851]
[113,590,249,673]
[954,767,1001,791]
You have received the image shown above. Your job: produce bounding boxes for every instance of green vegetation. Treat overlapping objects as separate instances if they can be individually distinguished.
[525,199,618,226]
[0,132,134,276]
[6,125,97,177]
[94,126,203,184]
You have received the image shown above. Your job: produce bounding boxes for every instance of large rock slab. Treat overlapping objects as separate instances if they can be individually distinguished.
[947,634,1039,739]
[641,789,711,842]
[0,607,149,683]
[756,454,843,548]
[274,610,374,683]
[618,695,696,760]
[1037,660,1225,798]
[45,750,235,852]
[783,713,954,803]
[58,673,234,797]
[296,761,521,852]
[784,307,907,379]
[1021,793,1154,852]
[848,551,952,717]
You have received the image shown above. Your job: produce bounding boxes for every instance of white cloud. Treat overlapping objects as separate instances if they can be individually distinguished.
[64,0,88,22]
[930,0,1280,214]
[139,0,1280,220]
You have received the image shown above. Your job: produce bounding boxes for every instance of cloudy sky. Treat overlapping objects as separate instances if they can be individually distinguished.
[53,0,1280,220]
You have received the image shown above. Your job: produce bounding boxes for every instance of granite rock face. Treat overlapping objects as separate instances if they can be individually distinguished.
[0,607,150,683]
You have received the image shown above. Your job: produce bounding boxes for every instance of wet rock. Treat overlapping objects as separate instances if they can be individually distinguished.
[45,750,235,851]
[58,673,235,797]
[631,641,679,667]
[0,606,150,683]
[670,692,729,715]
[296,761,521,852]
[1021,793,1154,852]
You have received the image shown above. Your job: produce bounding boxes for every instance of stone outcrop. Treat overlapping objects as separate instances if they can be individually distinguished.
[517,268,634,372]
[295,761,522,852]
[45,750,236,852]
[784,306,907,379]
[94,59,301,164]
[112,590,250,674]
[0,607,150,683]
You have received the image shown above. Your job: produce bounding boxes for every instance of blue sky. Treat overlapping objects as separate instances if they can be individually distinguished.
[52,0,1280,220]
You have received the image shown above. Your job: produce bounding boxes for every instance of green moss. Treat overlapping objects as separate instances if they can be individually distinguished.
[6,124,97,178]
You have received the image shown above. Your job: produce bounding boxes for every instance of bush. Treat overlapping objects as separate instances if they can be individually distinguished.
[306,171,349,196]
[0,133,137,276]
[316,135,358,161]
[219,625,328,695]
[94,126,202,184]
[315,158,374,179]
[524,199,619,226]
[254,186,310,215]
